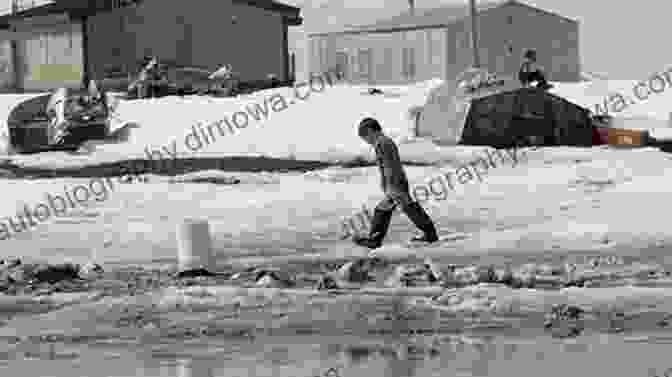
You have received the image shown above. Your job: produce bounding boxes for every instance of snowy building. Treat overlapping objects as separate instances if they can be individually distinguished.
[307,0,580,85]
[0,0,302,91]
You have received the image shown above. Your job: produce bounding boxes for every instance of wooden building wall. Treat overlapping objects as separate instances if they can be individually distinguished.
[86,0,290,83]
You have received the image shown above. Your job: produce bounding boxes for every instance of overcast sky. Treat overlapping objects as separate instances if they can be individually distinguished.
[1,0,668,79]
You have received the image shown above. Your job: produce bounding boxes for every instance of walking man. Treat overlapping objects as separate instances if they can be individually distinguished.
[353,117,439,249]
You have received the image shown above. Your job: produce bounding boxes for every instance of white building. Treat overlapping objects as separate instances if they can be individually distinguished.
[308,0,580,85]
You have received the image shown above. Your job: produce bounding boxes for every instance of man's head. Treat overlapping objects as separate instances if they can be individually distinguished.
[523,49,537,62]
[149,57,158,68]
[358,117,383,145]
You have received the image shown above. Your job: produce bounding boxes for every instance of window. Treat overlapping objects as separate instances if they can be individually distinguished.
[430,30,442,66]
[310,39,319,70]
[383,47,393,80]
[507,15,513,24]
[402,47,415,79]
[320,40,328,70]
[42,33,48,64]
[426,30,432,66]
[447,34,457,65]
[315,39,323,69]
[57,30,72,58]
[357,48,371,78]
[405,30,420,43]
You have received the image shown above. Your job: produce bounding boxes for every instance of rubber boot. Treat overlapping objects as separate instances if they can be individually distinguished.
[532,71,552,90]
[138,83,148,99]
[353,208,394,249]
[403,202,438,243]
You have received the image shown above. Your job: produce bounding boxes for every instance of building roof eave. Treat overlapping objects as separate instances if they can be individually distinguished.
[232,0,301,14]
[0,0,302,26]
[308,24,448,37]
[285,16,303,26]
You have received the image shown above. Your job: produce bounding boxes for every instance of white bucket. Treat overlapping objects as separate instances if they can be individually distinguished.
[177,359,214,377]
[176,219,214,272]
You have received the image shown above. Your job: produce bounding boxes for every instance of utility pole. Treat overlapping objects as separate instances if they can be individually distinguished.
[469,0,480,68]
[10,0,20,92]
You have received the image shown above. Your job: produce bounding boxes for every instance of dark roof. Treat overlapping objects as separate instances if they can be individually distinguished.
[234,0,300,14]
[0,1,137,28]
[309,0,574,37]
[0,2,74,27]
[0,0,301,28]
[231,0,303,24]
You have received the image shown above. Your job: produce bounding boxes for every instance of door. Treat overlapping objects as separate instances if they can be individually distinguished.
[357,48,372,84]
[379,47,393,82]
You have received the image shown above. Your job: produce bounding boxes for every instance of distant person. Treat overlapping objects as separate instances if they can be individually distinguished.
[353,118,438,249]
[137,57,163,98]
[518,49,552,90]
[83,79,108,118]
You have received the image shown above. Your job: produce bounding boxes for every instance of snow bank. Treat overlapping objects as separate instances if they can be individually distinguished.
[552,79,672,122]
[0,80,448,170]
[2,76,672,171]
[86,81,439,164]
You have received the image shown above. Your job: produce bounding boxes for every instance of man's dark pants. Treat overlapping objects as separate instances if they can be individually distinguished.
[365,187,438,245]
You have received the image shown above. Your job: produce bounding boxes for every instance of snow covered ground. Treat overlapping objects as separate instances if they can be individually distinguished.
[0,78,671,263]
[0,78,672,376]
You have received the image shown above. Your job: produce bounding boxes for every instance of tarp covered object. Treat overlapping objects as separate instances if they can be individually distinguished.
[418,67,594,147]
[460,87,594,148]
